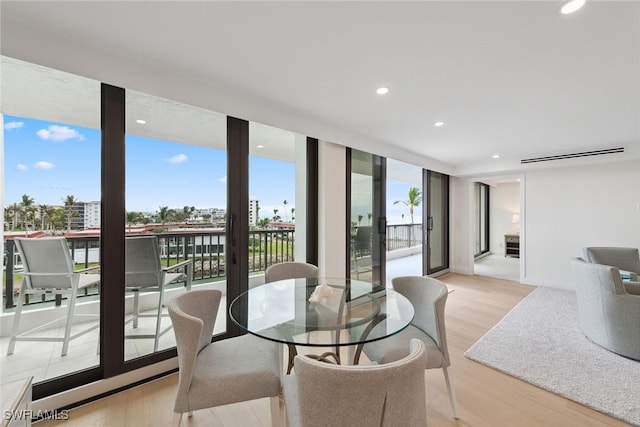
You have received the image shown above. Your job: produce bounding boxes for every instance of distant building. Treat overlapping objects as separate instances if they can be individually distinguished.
[84,201,101,229]
[249,199,259,226]
[192,207,226,222]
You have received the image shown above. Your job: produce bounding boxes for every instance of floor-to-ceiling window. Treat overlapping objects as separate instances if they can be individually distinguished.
[123,90,228,361]
[1,56,103,395]
[248,122,306,287]
[385,159,423,284]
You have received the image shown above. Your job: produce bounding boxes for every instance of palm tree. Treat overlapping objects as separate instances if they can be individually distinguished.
[273,208,280,222]
[394,186,422,224]
[126,211,140,231]
[7,203,20,230]
[291,207,295,222]
[39,204,50,230]
[282,200,288,222]
[158,206,169,225]
[63,195,78,232]
[21,194,36,231]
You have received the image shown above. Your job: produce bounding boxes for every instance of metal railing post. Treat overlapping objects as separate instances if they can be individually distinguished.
[5,240,15,309]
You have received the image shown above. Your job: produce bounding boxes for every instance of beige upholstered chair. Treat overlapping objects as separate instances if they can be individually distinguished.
[264,261,319,372]
[125,236,193,351]
[168,289,283,427]
[283,339,427,427]
[355,276,458,419]
[571,258,640,360]
[265,261,318,283]
[8,237,100,356]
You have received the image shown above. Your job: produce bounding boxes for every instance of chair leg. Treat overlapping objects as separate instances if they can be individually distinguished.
[132,291,140,328]
[270,395,284,427]
[62,287,79,356]
[186,264,193,291]
[171,412,183,427]
[7,282,27,355]
[442,366,458,419]
[153,286,166,352]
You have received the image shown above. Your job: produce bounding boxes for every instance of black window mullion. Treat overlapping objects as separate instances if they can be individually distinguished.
[226,116,249,336]
[306,137,319,266]
[100,83,126,378]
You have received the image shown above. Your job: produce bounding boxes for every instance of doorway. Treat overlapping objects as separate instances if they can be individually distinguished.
[473,177,522,282]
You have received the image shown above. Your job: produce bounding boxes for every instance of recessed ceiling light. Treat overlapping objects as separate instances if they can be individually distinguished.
[136,119,146,125]
[433,121,445,127]
[560,0,586,15]
[256,145,264,149]
[492,154,500,159]
[376,87,390,95]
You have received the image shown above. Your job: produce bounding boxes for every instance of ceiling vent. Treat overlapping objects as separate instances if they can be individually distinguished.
[520,147,625,164]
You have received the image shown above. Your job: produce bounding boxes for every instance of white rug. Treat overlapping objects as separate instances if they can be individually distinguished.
[465,286,640,426]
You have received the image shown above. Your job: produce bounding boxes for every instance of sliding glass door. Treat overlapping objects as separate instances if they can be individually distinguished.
[347,149,385,291]
[474,182,490,257]
[424,170,450,275]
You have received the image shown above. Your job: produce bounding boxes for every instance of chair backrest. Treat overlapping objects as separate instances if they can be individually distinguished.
[582,247,640,274]
[168,289,222,410]
[125,236,163,288]
[391,275,450,365]
[265,262,318,283]
[290,338,427,427]
[354,226,372,256]
[14,237,75,289]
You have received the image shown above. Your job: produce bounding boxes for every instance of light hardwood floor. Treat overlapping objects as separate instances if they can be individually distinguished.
[37,273,632,426]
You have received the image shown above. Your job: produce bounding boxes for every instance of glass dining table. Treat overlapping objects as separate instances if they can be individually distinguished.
[229,277,414,373]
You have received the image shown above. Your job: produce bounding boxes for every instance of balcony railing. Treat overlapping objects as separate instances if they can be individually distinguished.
[3,229,294,310]
[3,223,420,310]
[386,223,423,251]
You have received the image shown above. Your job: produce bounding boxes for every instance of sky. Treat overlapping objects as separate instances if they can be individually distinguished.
[4,114,420,224]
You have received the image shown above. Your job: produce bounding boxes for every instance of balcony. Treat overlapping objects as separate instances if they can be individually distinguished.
[0,224,422,388]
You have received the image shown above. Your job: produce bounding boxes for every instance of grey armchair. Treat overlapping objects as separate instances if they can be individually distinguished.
[125,236,193,351]
[354,275,458,419]
[582,247,640,279]
[570,258,640,361]
[168,289,283,426]
[582,247,640,295]
[7,237,100,356]
[283,338,427,427]
[265,261,318,283]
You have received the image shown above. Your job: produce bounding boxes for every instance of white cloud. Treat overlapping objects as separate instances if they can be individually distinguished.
[36,125,83,142]
[16,164,27,171]
[167,154,188,164]
[217,176,227,183]
[4,121,24,130]
[33,161,55,170]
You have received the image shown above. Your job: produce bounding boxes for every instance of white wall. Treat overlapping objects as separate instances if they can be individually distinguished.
[318,141,346,277]
[450,176,473,275]
[489,182,520,254]
[524,159,640,288]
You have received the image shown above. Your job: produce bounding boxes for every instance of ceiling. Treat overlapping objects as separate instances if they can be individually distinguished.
[1,1,639,177]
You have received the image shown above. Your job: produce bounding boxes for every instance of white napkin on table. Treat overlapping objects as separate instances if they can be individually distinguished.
[308,283,335,303]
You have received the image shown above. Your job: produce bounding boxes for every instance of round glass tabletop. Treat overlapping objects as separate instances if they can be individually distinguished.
[229,277,414,347]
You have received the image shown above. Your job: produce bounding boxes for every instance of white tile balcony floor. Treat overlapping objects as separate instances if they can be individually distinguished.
[0,253,424,394]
